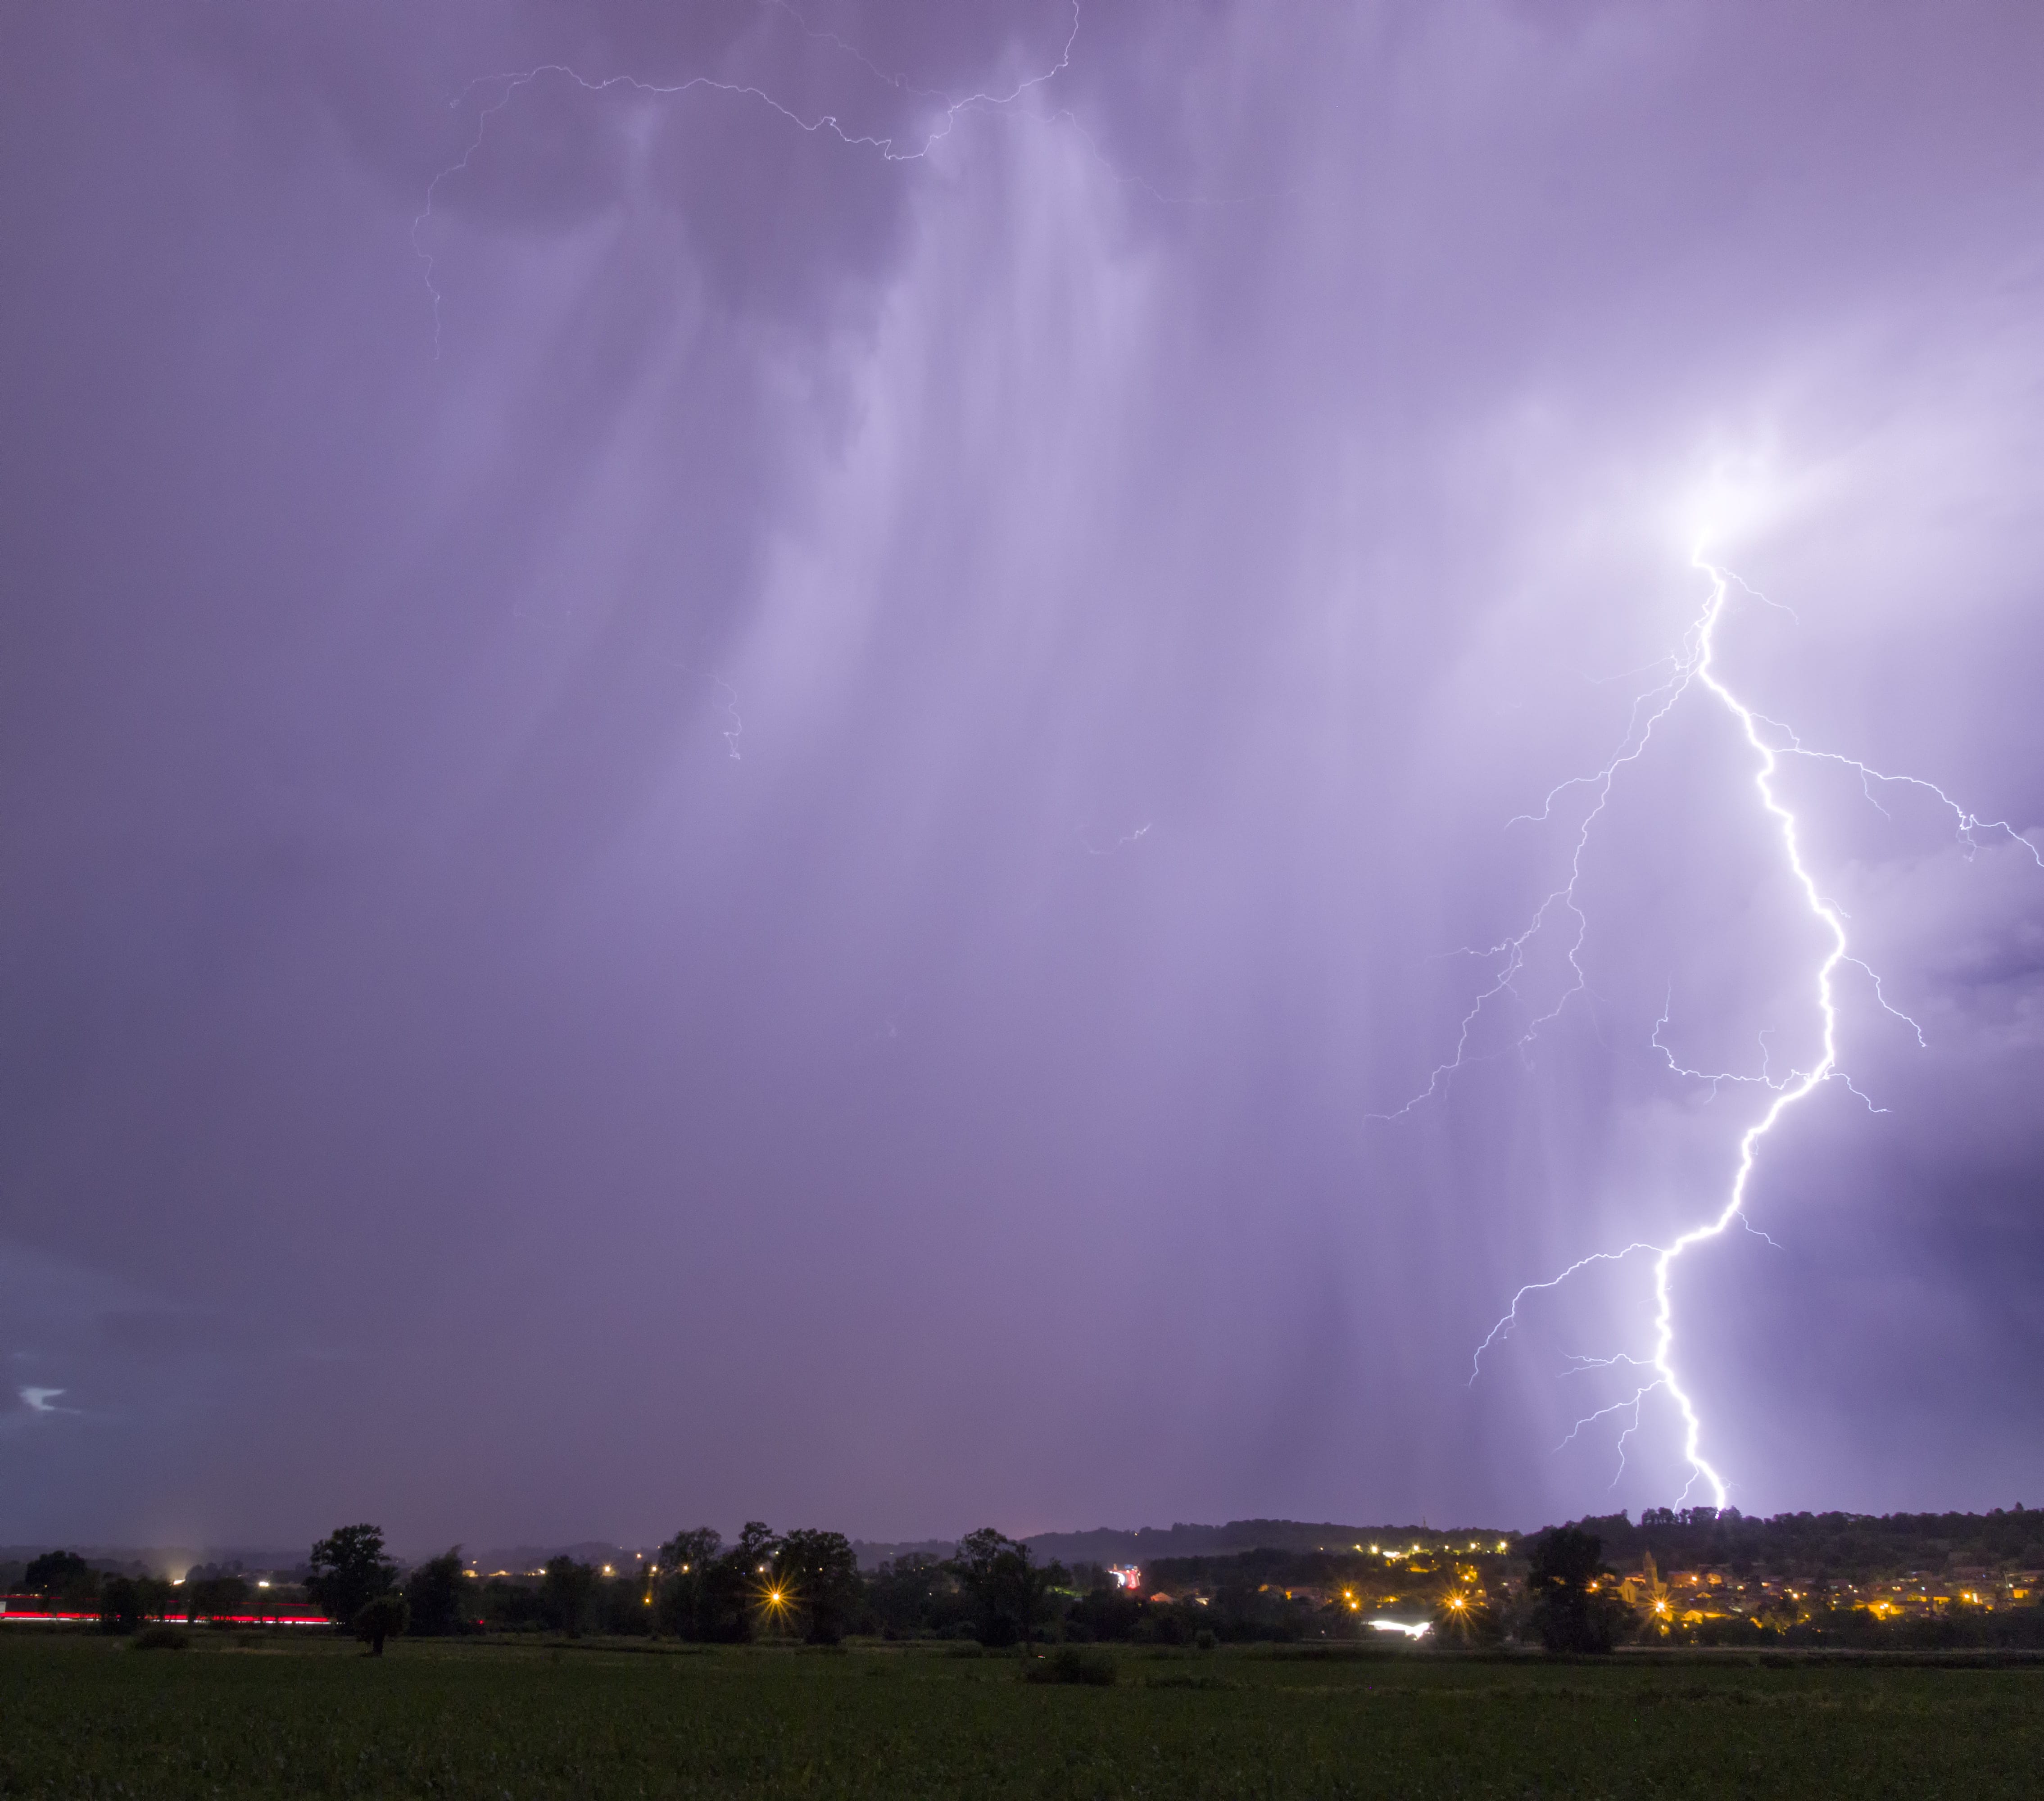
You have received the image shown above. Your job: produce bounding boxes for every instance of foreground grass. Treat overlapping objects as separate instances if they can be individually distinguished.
[2,1633,2040,1799]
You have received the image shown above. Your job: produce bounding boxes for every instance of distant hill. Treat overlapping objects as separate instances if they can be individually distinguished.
[850,1539,955,1571]
[1022,1519,1518,1567]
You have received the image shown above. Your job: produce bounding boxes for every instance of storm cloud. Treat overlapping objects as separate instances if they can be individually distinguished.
[4,0,2042,1550]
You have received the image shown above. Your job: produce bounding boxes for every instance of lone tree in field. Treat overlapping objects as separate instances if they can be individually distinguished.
[1524,1525,1629,1653]
[306,1524,398,1631]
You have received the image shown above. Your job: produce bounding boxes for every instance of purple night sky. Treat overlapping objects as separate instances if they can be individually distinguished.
[5,2,2043,1553]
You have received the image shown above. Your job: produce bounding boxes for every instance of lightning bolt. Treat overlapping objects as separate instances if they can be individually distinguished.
[1388,552,2040,1506]
[1077,821,1153,855]
[412,3,1083,355]
[713,675,743,762]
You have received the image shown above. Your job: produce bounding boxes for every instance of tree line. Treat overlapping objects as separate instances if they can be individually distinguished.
[18,1505,2044,1656]
[1577,1505,2044,1582]
[293,1522,1070,1652]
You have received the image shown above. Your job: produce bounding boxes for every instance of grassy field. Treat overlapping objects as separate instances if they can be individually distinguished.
[2,1632,2039,1799]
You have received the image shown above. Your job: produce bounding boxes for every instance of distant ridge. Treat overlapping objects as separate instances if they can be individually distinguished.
[1022,1519,1519,1566]
[0,1546,306,1578]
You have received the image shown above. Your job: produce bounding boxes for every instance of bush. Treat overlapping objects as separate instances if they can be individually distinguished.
[133,1625,190,1651]
[354,1594,410,1656]
[100,1577,143,1634]
[1023,1646,1118,1686]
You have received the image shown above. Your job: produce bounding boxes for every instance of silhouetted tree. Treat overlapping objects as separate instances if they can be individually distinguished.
[100,1576,145,1633]
[949,1529,1064,1647]
[653,1528,722,1638]
[539,1557,596,1636]
[592,1562,656,1635]
[659,1528,723,1576]
[404,1549,467,1636]
[690,1522,780,1643]
[1065,1581,1146,1643]
[477,1577,545,1632]
[775,1529,863,1644]
[867,1552,963,1639]
[187,1575,251,1624]
[24,1550,96,1603]
[1525,1526,1628,1653]
[306,1525,398,1629]
[354,1593,409,1655]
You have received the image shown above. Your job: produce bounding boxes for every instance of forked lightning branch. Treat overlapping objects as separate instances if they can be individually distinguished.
[1378,553,2042,1507]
